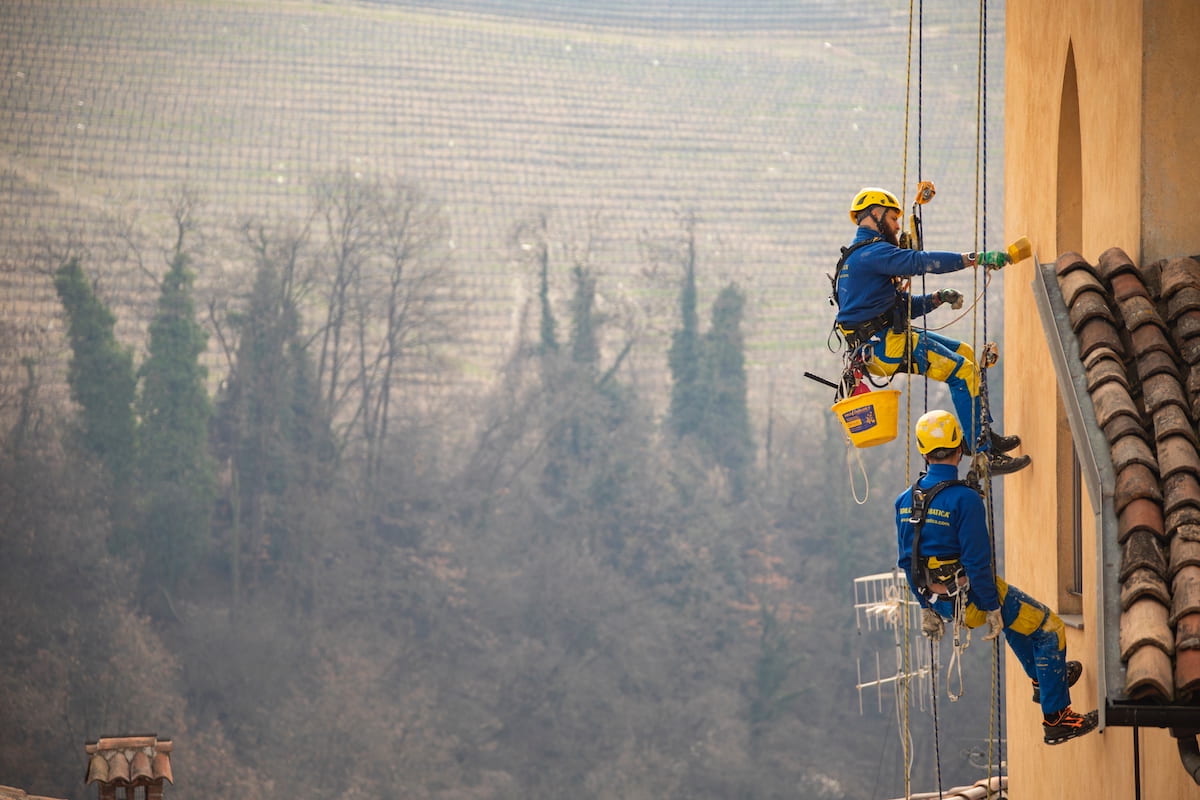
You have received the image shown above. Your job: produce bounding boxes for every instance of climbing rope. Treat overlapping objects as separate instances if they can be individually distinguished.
[975,0,1006,784]
[892,0,1007,796]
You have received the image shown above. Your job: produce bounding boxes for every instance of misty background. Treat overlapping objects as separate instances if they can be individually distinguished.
[0,1,1011,798]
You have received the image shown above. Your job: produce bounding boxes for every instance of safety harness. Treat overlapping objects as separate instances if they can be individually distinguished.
[908,477,971,602]
[827,236,918,387]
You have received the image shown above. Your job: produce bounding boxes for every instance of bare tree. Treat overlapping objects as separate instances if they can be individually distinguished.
[310,170,455,503]
[359,180,452,494]
[312,171,373,423]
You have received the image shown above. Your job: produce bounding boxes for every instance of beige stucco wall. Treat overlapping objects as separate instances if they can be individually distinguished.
[1005,1,1200,798]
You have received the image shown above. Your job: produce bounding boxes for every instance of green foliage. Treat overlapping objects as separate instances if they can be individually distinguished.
[136,251,216,593]
[670,273,755,500]
[700,283,753,498]
[213,225,334,597]
[52,257,137,489]
[568,265,598,368]
[537,238,558,355]
[748,603,805,733]
[667,238,703,439]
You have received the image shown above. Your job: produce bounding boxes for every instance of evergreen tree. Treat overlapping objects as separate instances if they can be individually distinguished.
[667,229,703,438]
[136,251,216,594]
[568,264,598,369]
[700,284,753,499]
[537,236,558,355]
[52,258,137,489]
[214,230,332,600]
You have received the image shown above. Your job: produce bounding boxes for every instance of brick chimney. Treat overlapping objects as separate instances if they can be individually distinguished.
[84,736,173,800]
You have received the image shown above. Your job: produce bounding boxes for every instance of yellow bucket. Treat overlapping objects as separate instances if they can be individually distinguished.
[831,389,901,448]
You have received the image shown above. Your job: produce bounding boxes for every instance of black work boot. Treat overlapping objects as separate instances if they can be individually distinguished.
[989,451,1031,476]
[1033,660,1082,704]
[989,431,1022,453]
[1043,707,1098,745]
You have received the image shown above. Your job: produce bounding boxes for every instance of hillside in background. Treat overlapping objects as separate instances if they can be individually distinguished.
[0,0,1004,432]
[0,3,1013,798]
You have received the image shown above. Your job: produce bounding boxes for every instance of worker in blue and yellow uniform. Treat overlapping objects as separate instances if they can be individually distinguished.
[896,409,1096,745]
[835,187,1029,475]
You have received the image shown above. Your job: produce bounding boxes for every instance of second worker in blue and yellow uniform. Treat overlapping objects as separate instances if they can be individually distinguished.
[895,409,1097,745]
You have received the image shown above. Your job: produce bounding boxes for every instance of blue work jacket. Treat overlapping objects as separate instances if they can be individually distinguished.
[895,462,1000,612]
[834,226,965,328]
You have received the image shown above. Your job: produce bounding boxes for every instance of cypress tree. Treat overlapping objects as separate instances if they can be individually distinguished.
[136,251,215,594]
[53,257,137,487]
[667,235,703,438]
[700,284,753,499]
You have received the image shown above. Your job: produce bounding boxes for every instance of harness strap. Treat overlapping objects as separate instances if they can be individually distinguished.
[828,236,882,310]
[909,477,972,600]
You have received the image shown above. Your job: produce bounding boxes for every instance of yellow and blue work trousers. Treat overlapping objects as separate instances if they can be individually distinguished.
[860,328,985,450]
[936,577,1071,714]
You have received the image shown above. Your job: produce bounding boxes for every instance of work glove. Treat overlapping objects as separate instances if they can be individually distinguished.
[920,607,945,642]
[982,608,1004,641]
[936,288,963,310]
[977,250,1011,270]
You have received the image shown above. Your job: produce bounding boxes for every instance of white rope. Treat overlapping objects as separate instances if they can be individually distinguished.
[845,434,871,506]
[946,592,972,701]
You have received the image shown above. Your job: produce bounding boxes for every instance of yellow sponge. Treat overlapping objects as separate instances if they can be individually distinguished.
[1006,235,1032,264]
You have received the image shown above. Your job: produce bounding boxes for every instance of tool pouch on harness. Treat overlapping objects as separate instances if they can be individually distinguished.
[909,479,971,600]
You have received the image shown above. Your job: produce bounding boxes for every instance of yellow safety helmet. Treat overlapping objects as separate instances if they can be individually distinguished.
[915,409,963,455]
[849,187,902,223]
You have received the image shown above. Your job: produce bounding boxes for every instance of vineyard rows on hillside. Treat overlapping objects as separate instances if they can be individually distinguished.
[0,0,1003,430]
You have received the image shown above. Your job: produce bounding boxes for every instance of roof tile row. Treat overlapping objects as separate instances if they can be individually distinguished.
[84,736,173,787]
[1056,248,1200,701]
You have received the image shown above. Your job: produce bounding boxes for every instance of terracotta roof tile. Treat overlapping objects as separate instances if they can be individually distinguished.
[1120,529,1168,581]
[1171,566,1200,625]
[1126,643,1173,700]
[1070,290,1117,331]
[1159,256,1200,299]
[1086,355,1131,392]
[1177,612,1200,650]
[1061,267,1108,305]
[1114,463,1163,513]
[1092,381,1141,428]
[1134,348,1181,381]
[1121,567,1171,609]
[1103,413,1150,446]
[1056,248,1200,707]
[0,786,67,800]
[1078,317,1126,359]
[1083,344,1124,370]
[85,736,173,787]
[1112,270,1151,302]
[1098,246,1141,281]
[1171,529,1200,577]
[1172,308,1200,340]
[1164,472,1200,517]
[1118,496,1165,543]
[887,776,1006,800]
[1117,294,1167,334]
[1166,506,1200,534]
[1167,286,1200,323]
[1152,404,1195,445]
[1056,250,1094,277]
[1142,373,1188,415]
[1130,324,1176,363]
[1177,334,1200,365]
[1158,434,1200,480]
[1175,647,1200,696]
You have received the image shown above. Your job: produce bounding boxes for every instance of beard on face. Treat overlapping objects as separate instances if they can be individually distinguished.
[881,222,900,247]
